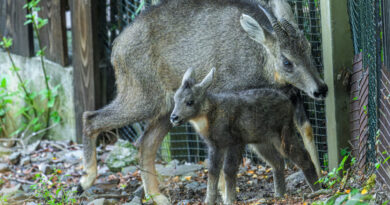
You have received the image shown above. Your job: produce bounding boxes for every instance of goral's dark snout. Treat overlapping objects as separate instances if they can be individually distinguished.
[313,84,328,99]
[170,114,182,126]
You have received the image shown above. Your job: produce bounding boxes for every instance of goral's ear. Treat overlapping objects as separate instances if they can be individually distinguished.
[240,14,274,45]
[195,67,215,92]
[181,67,195,88]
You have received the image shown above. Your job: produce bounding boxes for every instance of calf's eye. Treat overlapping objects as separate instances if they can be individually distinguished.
[186,100,194,106]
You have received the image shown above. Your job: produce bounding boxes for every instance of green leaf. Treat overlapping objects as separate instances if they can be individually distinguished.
[383,155,390,164]
[36,47,46,57]
[24,19,33,25]
[37,18,48,29]
[11,65,20,72]
[33,123,42,131]
[50,111,61,123]
[48,96,55,108]
[352,96,358,101]
[0,109,5,117]
[2,37,13,48]
[375,162,381,169]
[0,78,6,88]
[32,7,41,12]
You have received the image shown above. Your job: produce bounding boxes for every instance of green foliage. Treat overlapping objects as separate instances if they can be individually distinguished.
[375,130,390,170]
[0,194,9,205]
[0,78,13,135]
[312,190,373,205]
[30,169,77,205]
[0,0,62,140]
[323,153,329,171]
[316,148,355,188]
[0,37,13,48]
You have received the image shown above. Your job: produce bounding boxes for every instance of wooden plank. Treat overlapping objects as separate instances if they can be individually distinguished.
[0,1,5,34]
[384,0,390,70]
[378,67,390,189]
[39,0,69,66]
[0,0,34,57]
[71,0,102,143]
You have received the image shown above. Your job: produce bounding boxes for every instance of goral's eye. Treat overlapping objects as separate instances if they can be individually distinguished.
[283,58,292,67]
[186,100,194,106]
[282,56,293,72]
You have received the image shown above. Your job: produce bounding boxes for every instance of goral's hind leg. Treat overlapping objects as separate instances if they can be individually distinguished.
[78,97,155,193]
[138,115,172,205]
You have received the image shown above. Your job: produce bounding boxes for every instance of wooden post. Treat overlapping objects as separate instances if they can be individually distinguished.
[384,0,390,70]
[39,0,69,66]
[0,0,34,57]
[321,0,354,170]
[71,0,102,143]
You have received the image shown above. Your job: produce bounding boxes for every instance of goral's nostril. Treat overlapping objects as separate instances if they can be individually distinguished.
[313,91,321,98]
[170,115,179,121]
[313,84,328,98]
[320,85,328,95]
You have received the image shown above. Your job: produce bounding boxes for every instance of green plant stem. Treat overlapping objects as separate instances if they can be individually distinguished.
[4,48,38,117]
[32,17,51,134]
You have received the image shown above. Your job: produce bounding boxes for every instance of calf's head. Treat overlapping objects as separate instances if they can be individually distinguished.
[170,67,215,126]
[240,4,328,100]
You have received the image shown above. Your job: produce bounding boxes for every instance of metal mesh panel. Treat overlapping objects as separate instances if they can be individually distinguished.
[99,0,328,166]
[288,0,328,168]
[348,0,381,167]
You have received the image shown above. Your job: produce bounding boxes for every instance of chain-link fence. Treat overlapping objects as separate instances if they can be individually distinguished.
[348,0,382,166]
[98,0,328,167]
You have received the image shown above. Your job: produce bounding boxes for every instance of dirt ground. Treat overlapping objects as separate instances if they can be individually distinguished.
[0,140,387,205]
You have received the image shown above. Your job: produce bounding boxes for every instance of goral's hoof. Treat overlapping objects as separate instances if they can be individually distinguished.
[152,194,171,205]
[76,184,84,195]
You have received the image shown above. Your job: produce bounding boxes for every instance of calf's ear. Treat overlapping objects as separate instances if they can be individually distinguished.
[196,67,215,92]
[181,67,195,88]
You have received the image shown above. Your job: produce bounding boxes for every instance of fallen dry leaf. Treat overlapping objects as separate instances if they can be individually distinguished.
[184,176,192,181]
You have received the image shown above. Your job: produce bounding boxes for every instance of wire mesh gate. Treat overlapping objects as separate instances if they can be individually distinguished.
[98,0,328,166]
[348,0,382,168]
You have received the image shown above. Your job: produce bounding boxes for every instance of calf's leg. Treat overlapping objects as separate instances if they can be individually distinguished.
[291,92,322,177]
[206,146,225,204]
[222,144,244,204]
[276,126,320,192]
[250,144,286,197]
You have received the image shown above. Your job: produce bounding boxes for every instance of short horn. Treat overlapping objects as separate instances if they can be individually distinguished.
[280,18,297,37]
[258,4,287,39]
[258,4,277,26]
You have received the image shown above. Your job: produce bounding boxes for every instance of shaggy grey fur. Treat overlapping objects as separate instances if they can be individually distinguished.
[77,0,327,204]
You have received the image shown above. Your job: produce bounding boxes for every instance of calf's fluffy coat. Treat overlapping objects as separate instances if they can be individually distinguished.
[171,68,319,204]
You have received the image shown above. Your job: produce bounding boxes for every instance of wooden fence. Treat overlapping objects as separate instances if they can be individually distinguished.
[377,0,390,190]
[0,0,104,142]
